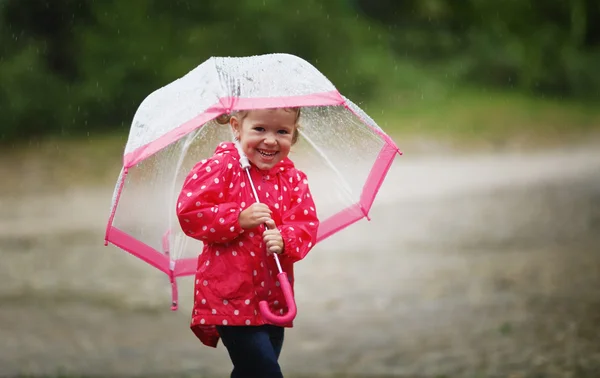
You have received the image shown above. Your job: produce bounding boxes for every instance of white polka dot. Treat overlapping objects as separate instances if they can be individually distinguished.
[304,210,308,215]
[232,251,237,256]
[206,260,210,266]
[234,310,239,315]
[245,320,251,325]
[249,232,254,237]
[192,174,198,179]
[222,320,228,325]
[219,218,225,224]
[212,309,216,314]
[274,185,279,190]
[183,218,190,223]
[227,163,233,169]
[261,282,265,287]
[206,166,211,172]
[280,309,284,314]
[201,185,206,190]
[200,318,205,324]
[274,300,279,306]
[195,279,199,284]
[214,178,219,184]
[201,299,206,304]
[203,280,208,286]
[178,202,182,208]
[219,193,223,198]
[250,252,255,256]
[186,192,192,197]
[245,299,250,305]
[216,251,220,256]
[197,213,203,218]
[223,300,228,305]
[196,290,199,295]
[274,203,279,209]
[275,281,280,287]
[229,182,234,189]
[241,202,246,207]
[308,242,312,248]
[230,226,236,232]
[253,270,257,276]
[210,228,215,233]
[241,182,246,187]
[239,242,244,246]
[294,187,299,192]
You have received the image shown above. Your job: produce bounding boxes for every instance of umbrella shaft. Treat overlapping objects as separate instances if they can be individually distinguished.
[244,167,283,274]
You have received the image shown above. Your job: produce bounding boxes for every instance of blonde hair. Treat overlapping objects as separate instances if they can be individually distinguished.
[216,107,301,145]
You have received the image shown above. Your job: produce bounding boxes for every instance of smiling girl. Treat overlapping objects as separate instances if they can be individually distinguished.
[176,107,319,378]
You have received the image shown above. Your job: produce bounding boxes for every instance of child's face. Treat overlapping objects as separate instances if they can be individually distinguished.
[231,109,297,171]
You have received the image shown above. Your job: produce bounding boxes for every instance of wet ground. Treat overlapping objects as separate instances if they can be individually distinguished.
[1,143,599,377]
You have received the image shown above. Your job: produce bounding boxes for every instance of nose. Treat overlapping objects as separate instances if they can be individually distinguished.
[264,135,277,146]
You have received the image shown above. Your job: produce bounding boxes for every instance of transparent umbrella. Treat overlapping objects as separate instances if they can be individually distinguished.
[104,53,401,323]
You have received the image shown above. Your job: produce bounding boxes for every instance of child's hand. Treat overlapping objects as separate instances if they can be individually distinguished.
[263,219,283,255]
[238,203,272,229]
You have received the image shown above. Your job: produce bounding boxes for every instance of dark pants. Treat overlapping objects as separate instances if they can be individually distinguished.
[216,325,285,378]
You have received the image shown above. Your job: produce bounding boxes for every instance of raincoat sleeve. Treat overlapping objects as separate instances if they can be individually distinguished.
[278,170,320,263]
[176,156,244,244]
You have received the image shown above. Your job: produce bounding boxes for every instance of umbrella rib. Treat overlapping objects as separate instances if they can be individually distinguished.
[299,130,355,205]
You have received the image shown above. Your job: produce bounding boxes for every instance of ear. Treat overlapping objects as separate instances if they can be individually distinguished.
[230,116,241,140]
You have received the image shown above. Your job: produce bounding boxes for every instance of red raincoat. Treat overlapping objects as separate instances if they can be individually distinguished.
[176,142,319,347]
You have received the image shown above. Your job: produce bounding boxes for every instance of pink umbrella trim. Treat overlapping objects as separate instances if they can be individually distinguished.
[106,91,401,309]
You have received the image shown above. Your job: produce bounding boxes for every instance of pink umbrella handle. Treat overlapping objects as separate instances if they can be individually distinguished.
[259,272,297,325]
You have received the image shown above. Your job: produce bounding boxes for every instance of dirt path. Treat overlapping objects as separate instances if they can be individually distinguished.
[1,144,599,377]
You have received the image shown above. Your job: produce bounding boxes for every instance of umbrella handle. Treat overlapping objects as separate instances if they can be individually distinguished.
[259,272,297,325]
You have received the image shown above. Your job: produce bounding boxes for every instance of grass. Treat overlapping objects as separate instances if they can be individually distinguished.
[364,84,600,151]
[2,82,599,193]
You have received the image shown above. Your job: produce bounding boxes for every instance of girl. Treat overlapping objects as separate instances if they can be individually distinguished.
[176,107,319,377]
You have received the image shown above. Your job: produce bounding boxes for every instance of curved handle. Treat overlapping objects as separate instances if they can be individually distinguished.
[259,272,297,325]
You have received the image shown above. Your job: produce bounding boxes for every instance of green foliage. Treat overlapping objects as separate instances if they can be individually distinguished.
[0,0,598,142]
[354,0,600,96]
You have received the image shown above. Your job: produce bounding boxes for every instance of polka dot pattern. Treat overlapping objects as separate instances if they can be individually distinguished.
[180,142,319,334]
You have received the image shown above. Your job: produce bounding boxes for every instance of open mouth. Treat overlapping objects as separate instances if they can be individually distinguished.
[258,149,278,157]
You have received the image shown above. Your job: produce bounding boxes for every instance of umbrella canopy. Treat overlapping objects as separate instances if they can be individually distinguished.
[104,53,401,309]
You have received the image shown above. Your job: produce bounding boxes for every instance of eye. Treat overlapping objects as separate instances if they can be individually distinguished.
[253,127,265,132]
[278,129,290,135]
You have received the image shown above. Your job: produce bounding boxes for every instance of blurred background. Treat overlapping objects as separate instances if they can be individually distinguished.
[0,0,599,377]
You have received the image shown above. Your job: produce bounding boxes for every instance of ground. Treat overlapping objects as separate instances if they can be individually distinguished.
[1,140,599,378]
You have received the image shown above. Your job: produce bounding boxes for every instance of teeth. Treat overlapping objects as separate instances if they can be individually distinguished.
[259,150,276,157]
